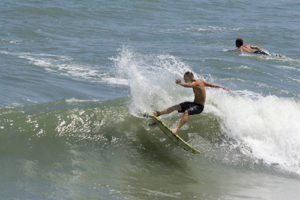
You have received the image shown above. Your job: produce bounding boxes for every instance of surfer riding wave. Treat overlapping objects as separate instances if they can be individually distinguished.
[153,71,229,133]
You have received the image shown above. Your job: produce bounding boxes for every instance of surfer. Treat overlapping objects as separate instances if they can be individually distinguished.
[153,71,229,133]
[235,38,282,57]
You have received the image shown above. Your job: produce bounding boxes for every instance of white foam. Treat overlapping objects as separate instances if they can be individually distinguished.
[0,39,22,44]
[65,98,98,103]
[112,47,194,115]
[161,26,241,34]
[102,77,129,86]
[186,26,241,32]
[0,50,128,86]
[239,51,300,63]
[17,53,103,81]
[206,90,300,174]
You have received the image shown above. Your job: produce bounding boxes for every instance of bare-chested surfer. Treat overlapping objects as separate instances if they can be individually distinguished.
[235,38,282,57]
[153,71,229,133]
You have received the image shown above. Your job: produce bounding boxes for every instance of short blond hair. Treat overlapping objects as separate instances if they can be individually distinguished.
[184,71,194,77]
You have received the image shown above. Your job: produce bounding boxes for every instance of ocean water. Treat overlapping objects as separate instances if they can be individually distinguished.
[1,0,300,199]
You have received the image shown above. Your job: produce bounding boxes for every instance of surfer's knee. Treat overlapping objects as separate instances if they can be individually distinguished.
[174,105,181,111]
[184,110,189,116]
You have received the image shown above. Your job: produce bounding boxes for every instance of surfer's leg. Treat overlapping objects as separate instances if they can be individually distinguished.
[154,105,181,116]
[172,111,188,133]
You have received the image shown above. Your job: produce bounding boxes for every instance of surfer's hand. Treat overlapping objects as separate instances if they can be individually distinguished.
[176,79,181,84]
[223,87,230,92]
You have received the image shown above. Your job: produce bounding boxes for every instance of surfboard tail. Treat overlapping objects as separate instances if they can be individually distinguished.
[143,113,158,127]
[143,113,152,118]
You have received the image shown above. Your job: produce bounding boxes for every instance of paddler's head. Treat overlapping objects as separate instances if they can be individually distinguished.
[236,38,243,47]
[184,71,194,83]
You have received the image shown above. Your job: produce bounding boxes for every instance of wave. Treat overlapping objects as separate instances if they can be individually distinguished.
[207,90,300,174]
[111,47,195,115]
[1,93,300,176]
[161,25,241,34]
[110,47,300,175]
[0,50,128,85]
[186,26,241,32]
[2,47,300,176]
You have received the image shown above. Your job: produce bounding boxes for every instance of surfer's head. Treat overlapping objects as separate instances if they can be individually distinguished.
[184,71,194,83]
[236,38,243,47]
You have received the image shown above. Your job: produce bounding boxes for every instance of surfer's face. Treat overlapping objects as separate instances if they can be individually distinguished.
[184,75,192,83]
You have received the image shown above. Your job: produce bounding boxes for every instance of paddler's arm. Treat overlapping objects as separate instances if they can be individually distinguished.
[250,45,262,50]
[203,81,230,91]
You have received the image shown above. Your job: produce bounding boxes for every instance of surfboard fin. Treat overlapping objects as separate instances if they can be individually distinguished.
[148,121,158,127]
[143,113,151,118]
[143,113,158,127]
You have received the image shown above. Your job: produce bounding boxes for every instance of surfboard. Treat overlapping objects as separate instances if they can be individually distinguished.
[151,115,201,154]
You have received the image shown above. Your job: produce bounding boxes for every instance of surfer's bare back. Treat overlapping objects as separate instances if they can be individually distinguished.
[153,71,229,133]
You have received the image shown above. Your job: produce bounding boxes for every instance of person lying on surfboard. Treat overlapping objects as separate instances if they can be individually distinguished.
[235,38,282,57]
[153,71,229,133]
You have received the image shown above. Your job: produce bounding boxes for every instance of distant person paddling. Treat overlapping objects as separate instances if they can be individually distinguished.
[235,38,282,57]
[153,71,229,133]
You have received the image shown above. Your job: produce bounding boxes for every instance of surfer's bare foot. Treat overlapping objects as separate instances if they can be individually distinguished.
[153,111,161,117]
[171,128,179,133]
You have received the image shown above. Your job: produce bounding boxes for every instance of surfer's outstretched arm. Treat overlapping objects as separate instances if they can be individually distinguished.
[175,79,193,88]
[204,81,229,91]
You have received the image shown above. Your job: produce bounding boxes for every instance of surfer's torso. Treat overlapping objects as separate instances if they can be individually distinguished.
[191,80,206,106]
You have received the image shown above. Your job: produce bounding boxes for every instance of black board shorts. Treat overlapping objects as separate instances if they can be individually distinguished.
[178,101,204,115]
[253,49,270,56]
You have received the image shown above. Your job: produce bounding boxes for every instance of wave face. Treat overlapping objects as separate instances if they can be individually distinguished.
[1,94,300,177]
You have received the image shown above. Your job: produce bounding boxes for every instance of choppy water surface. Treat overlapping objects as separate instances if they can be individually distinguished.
[1,0,300,199]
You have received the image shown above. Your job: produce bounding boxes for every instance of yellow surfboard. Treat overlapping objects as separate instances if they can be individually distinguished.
[152,115,201,154]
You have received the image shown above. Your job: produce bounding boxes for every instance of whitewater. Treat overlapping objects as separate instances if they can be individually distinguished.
[1,0,300,199]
